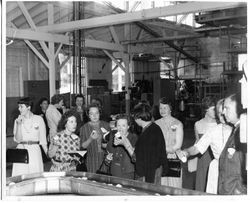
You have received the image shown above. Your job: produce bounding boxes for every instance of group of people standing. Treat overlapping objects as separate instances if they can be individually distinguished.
[176,93,247,195]
[11,92,247,195]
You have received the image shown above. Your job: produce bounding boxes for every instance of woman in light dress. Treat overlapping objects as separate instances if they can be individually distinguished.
[12,97,47,176]
[155,97,183,188]
[176,99,232,194]
[193,96,217,192]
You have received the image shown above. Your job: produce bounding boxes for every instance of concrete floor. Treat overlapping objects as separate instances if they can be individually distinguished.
[6,128,197,190]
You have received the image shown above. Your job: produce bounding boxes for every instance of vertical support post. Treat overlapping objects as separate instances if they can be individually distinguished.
[123,54,130,115]
[49,42,55,97]
[78,1,82,94]
[19,67,24,97]
[124,23,132,114]
[130,59,134,84]
[48,3,56,98]
[27,49,31,80]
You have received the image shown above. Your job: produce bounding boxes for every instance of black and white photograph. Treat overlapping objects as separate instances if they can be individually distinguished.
[0,0,248,201]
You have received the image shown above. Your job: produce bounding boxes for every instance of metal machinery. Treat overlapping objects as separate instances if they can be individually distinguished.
[6,172,209,196]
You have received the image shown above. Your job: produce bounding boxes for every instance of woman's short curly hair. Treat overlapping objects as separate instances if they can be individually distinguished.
[18,97,33,109]
[115,114,132,127]
[201,96,216,117]
[86,103,102,117]
[51,94,64,105]
[38,97,49,107]
[57,110,80,132]
[202,96,216,110]
[133,103,152,122]
[159,97,172,111]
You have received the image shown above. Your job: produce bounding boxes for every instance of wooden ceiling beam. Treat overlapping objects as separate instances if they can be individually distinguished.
[103,50,126,72]
[9,3,46,25]
[17,2,50,59]
[7,26,147,53]
[6,2,18,13]
[101,2,202,65]
[36,12,72,27]
[85,39,123,52]
[36,2,245,33]
[143,21,195,34]
[122,34,204,44]
[109,26,120,43]
[130,1,141,12]
[7,2,40,22]
[6,28,70,44]
[11,22,49,69]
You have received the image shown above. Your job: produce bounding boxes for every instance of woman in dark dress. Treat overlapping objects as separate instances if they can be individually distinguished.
[114,103,168,184]
[71,94,88,134]
[80,104,110,173]
[35,97,49,138]
[35,97,50,162]
[105,114,137,179]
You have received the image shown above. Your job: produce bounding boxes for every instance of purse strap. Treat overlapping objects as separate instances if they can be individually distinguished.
[98,159,105,171]
[98,158,111,174]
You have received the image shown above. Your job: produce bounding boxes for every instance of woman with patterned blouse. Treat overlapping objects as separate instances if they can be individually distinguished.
[80,104,110,173]
[48,110,81,172]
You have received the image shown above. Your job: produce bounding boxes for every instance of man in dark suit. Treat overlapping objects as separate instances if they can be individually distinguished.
[218,93,247,195]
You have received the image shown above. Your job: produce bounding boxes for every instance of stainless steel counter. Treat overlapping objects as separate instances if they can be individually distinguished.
[6,172,210,196]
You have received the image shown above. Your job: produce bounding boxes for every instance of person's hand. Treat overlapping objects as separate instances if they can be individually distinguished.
[114,133,131,148]
[106,152,113,162]
[166,146,175,153]
[114,135,125,146]
[104,152,113,165]
[101,143,107,149]
[52,135,60,146]
[90,130,99,140]
[16,115,24,125]
[72,155,80,162]
[175,149,188,162]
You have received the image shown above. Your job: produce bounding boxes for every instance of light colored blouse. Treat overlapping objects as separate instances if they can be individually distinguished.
[13,114,47,144]
[155,116,182,149]
[195,123,232,159]
[46,104,62,140]
[194,118,217,138]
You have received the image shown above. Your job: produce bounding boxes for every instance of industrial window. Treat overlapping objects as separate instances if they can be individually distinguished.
[160,58,174,79]
[58,53,74,94]
[112,61,125,92]
[238,54,247,71]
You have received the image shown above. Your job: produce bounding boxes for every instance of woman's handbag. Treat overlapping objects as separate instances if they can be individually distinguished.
[76,156,87,172]
[6,148,29,164]
[96,159,112,176]
[163,157,181,177]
